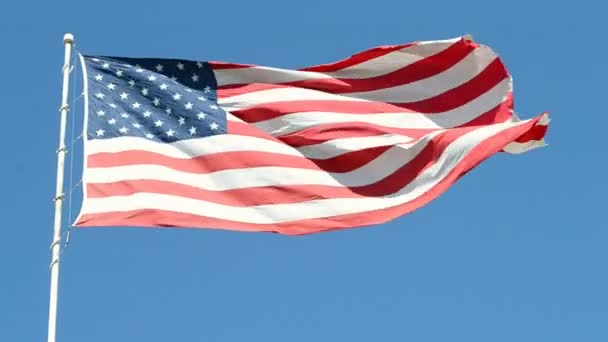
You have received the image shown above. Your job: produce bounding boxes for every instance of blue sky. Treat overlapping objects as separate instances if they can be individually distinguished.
[1,0,606,341]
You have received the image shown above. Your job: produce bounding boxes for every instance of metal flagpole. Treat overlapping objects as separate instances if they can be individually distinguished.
[48,32,75,342]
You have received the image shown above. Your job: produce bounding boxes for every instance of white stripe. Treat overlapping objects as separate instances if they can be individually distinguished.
[85,131,440,190]
[297,134,414,159]
[344,47,498,103]
[213,38,461,86]
[254,78,512,135]
[215,67,333,87]
[218,87,368,112]
[503,139,546,154]
[85,132,414,161]
[75,53,92,226]
[80,119,533,223]
[86,135,303,158]
[323,38,461,78]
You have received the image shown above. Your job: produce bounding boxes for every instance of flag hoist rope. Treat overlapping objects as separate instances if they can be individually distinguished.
[48,33,74,342]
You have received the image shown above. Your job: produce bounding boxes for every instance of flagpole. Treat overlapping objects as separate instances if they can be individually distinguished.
[47,32,74,342]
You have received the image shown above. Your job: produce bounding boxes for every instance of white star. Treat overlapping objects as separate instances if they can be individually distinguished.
[92,58,100,62]
[210,122,219,130]
[148,75,157,81]
[209,104,219,110]
[136,67,144,73]
[197,96,206,101]
[132,102,141,109]
[196,61,203,68]
[107,83,116,90]
[172,93,182,100]
[177,62,184,70]
[96,110,105,116]
[141,88,149,96]
[120,113,129,118]
[120,92,129,100]
[184,102,193,110]
[108,118,117,125]
[160,83,168,90]
[95,92,105,99]
[109,103,117,108]
[94,74,103,81]
[116,70,124,77]
[128,80,135,87]
[153,98,160,106]
[189,126,197,135]
[154,120,163,127]
[166,129,175,137]
[102,62,110,69]
[165,107,172,115]
[185,88,193,93]
[196,112,206,119]
[143,110,152,117]
[145,133,154,139]
[192,74,199,82]
[155,64,164,72]
[178,117,186,125]
[132,123,142,129]
[96,129,105,136]
[119,126,129,134]
[203,86,211,93]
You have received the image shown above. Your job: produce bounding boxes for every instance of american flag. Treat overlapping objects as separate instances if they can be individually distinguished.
[74,36,549,235]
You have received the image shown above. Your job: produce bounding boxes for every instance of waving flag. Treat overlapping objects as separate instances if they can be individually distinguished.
[74,36,549,235]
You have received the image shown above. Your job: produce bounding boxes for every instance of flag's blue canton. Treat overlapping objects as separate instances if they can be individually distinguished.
[83,56,227,142]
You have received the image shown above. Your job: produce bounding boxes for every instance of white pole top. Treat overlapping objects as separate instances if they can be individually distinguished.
[63,33,74,44]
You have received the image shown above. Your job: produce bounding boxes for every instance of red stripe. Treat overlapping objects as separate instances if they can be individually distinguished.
[299,43,416,73]
[461,93,513,127]
[209,61,255,70]
[301,38,477,73]
[209,42,417,72]
[88,138,396,174]
[76,113,544,235]
[218,83,285,98]
[230,100,414,123]
[398,58,508,113]
[88,150,318,173]
[513,121,547,143]
[86,181,368,206]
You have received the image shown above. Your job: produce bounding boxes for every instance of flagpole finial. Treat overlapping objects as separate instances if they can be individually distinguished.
[64,33,74,44]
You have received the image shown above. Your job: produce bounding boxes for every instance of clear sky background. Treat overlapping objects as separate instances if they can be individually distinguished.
[1,0,605,341]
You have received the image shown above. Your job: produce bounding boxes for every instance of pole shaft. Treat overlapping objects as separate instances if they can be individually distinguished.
[48,33,74,342]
